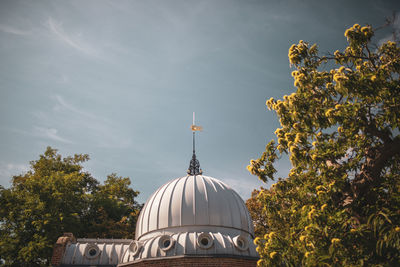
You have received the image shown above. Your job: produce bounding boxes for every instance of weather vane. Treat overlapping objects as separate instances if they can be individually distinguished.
[187,112,203,175]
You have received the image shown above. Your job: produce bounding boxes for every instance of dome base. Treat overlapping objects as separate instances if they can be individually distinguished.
[119,255,257,267]
[121,231,258,263]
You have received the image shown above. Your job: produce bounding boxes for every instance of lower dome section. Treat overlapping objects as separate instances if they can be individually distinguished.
[121,231,258,264]
[119,256,257,267]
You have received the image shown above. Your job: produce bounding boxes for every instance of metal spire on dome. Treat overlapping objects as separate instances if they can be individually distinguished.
[187,112,203,176]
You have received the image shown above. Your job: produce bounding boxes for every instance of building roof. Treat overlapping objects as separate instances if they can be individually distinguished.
[59,238,132,267]
[136,175,254,240]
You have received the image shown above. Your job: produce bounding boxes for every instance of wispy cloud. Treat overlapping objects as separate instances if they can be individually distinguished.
[0,24,30,36]
[49,95,132,148]
[46,17,99,57]
[33,126,73,144]
[53,94,98,120]
[0,162,29,186]
[4,125,72,144]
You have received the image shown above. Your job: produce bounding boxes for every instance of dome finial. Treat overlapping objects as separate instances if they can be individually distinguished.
[188,112,203,176]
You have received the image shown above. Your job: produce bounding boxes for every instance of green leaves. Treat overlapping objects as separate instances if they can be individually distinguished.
[249,24,400,266]
[0,147,141,266]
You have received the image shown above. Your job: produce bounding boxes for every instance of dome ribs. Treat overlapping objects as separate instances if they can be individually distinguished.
[231,190,251,234]
[193,175,196,225]
[140,186,162,238]
[155,179,175,230]
[197,176,210,225]
[203,176,220,225]
[166,178,180,228]
[213,179,234,227]
[181,176,192,226]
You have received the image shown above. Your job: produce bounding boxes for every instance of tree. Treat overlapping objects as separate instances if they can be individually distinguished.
[246,189,268,237]
[248,23,400,266]
[84,173,141,239]
[0,147,141,267]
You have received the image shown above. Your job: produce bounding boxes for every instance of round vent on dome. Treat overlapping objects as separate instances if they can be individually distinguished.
[197,232,213,249]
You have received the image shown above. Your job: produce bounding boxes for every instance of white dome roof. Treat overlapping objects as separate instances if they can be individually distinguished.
[135,175,254,240]
[120,174,258,263]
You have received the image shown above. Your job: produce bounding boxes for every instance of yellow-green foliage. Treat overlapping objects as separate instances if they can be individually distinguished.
[249,24,400,266]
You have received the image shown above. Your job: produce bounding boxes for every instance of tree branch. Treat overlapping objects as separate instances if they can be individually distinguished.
[351,136,400,202]
[370,136,400,178]
[364,122,392,144]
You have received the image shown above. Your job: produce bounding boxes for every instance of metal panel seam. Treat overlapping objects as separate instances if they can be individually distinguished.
[232,190,253,235]
[193,175,196,225]
[156,179,175,229]
[174,232,182,256]
[218,232,226,250]
[167,177,181,227]
[199,175,210,225]
[214,179,235,228]
[142,184,164,238]
[180,176,189,226]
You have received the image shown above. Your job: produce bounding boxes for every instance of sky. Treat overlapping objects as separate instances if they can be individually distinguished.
[0,0,399,203]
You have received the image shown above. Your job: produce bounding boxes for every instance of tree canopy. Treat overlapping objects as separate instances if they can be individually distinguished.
[246,189,268,238]
[0,147,141,267]
[248,24,400,266]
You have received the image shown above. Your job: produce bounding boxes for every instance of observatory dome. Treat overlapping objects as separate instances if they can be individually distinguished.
[136,175,254,239]
[121,175,258,263]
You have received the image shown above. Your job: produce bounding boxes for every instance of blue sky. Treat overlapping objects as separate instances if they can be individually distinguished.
[0,0,399,203]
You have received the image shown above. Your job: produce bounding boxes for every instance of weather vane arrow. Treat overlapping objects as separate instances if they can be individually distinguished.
[191,112,203,132]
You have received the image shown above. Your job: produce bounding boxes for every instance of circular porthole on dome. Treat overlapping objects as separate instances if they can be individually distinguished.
[197,233,214,249]
[158,235,175,251]
[129,240,142,256]
[233,235,249,251]
[85,244,100,259]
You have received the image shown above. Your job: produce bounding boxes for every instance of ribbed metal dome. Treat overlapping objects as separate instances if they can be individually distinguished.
[135,175,254,240]
[120,174,258,263]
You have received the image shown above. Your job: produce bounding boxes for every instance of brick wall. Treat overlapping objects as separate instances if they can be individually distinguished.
[121,257,257,267]
[51,233,76,267]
